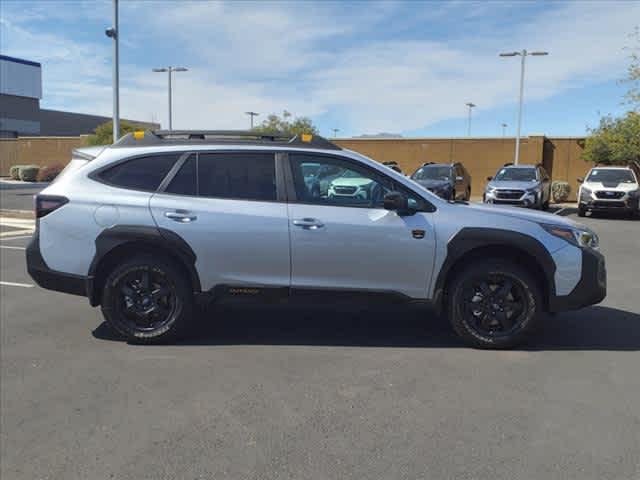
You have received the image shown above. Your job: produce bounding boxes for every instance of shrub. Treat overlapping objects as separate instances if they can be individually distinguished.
[551,181,571,203]
[19,165,40,182]
[37,163,65,182]
[9,165,25,180]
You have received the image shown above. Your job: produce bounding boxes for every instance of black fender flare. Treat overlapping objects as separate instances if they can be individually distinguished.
[432,227,557,310]
[87,225,201,306]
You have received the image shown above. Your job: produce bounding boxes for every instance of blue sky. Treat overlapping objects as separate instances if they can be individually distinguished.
[1,0,637,137]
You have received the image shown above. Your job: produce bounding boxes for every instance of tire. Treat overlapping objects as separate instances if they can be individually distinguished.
[447,259,542,349]
[578,205,586,217]
[542,199,550,211]
[101,254,193,344]
[466,187,471,201]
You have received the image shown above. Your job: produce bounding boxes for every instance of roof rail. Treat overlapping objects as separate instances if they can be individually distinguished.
[503,162,514,167]
[112,129,341,150]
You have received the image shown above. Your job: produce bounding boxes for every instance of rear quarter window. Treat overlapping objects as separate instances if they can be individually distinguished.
[97,154,179,191]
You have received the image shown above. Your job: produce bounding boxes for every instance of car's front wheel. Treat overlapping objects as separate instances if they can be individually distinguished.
[101,254,193,343]
[447,259,542,349]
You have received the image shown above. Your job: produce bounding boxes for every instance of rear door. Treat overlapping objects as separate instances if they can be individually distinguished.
[285,153,436,299]
[149,151,290,291]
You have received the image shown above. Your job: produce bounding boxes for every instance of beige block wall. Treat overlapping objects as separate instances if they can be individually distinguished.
[0,136,88,176]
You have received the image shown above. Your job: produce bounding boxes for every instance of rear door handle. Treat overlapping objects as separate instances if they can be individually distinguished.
[292,218,324,230]
[165,211,197,223]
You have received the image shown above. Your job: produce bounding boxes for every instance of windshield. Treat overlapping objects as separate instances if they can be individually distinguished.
[494,167,537,182]
[587,169,636,183]
[412,166,451,181]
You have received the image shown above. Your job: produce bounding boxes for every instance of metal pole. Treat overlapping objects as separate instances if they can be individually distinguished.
[467,106,472,136]
[168,68,172,131]
[514,50,526,165]
[112,0,119,141]
[501,123,507,138]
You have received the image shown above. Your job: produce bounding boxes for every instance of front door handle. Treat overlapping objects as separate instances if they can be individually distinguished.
[292,218,324,230]
[165,211,197,223]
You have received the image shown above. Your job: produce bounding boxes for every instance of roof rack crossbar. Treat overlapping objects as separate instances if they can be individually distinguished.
[113,129,341,150]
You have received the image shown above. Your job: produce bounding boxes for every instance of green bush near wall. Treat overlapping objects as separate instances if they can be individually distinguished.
[9,165,26,180]
[19,165,40,182]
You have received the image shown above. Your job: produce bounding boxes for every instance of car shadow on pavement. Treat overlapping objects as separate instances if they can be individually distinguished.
[92,304,640,351]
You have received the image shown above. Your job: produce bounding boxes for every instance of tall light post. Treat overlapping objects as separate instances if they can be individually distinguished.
[499,49,548,164]
[105,0,119,141]
[152,66,188,131]
[465,102,476,136]
[501,123,508,137]
[245,111,259,129]
[331,128,340,138]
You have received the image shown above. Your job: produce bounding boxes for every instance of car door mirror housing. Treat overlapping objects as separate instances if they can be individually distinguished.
[487,176,493,181]
[383,191,411,215]
[455,176,464,182]
[577,177,584,183]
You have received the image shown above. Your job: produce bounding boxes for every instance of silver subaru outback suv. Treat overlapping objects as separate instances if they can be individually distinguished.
[27,130,606,349]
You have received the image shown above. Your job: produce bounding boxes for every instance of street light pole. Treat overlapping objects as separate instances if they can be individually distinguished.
[105,0,119,141]
[245,111,259,129]
[465,102,476,136]
[152,66,188,131]
[501,123,507,137]
[499,49,548,164]
[331,128,340,138]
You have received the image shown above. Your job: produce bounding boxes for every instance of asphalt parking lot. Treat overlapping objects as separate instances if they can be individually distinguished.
[1,211,639,479]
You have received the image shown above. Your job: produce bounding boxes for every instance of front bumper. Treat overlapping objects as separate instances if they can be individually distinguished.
[484,189,539,208]
[549,247,606,312]
[579,193,639,212]
[26,227,91,297]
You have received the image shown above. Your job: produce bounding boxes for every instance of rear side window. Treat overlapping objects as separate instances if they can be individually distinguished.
[197,153,276,201]
[166,156,197,195]
[98,154,178,191]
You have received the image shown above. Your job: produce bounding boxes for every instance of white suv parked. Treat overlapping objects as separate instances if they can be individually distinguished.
[27,130,606,348]
[577,165,640,218]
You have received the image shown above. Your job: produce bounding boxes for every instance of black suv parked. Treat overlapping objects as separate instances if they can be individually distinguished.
[410,162,471,200]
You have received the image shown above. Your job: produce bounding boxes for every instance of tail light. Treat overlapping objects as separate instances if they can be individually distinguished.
[35,195,68,218]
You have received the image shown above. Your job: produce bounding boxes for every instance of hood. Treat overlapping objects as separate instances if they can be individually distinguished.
[413,179,451,189]
[583,181,638,191]
[465,202,583,229]
[487,180,539,191]
[331,177,373,187]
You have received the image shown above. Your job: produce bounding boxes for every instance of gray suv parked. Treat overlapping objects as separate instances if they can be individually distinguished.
[27,130,605,349]
[484,163,551,210]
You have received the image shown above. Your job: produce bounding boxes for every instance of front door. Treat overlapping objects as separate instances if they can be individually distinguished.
[286,153,436,299]
[149,152,290,291]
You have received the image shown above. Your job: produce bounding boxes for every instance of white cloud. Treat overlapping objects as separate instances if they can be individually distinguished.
[1,0,637,134]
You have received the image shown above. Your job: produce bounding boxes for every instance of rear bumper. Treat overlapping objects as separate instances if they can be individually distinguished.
[549,248,606,312]
[26,228,91,297]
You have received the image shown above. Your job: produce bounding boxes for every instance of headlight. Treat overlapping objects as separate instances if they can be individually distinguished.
[526,186,540,194]
[581,187,592,196]
[628,189,640,198]
[486,186,496,193]
[541,224,599,249]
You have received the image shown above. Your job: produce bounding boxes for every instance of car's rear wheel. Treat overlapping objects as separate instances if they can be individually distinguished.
[101,255,193,343]
[447,259,542,349]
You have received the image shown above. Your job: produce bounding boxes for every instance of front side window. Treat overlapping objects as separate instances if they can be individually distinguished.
[98,154,179,191]
[290,154,392,208]
[494,167,537,182]
[197,152,276,201]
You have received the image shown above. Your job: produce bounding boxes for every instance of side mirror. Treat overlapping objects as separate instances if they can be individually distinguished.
[455,176,464,182]
[383,191,411,215]
[577,177,584,183]
[486,176,493,181]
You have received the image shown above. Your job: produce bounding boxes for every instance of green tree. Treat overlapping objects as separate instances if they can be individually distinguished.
[622,26,639,110]
[87,120,144,146]
[582,111,640,165]
[252,110,319,136]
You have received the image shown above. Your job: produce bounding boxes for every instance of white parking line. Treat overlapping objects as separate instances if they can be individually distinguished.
[0,245,26,250]
[0,229,34,237]
[0,235,33,241]
[0,281,34,288]
[0,218,35,229]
